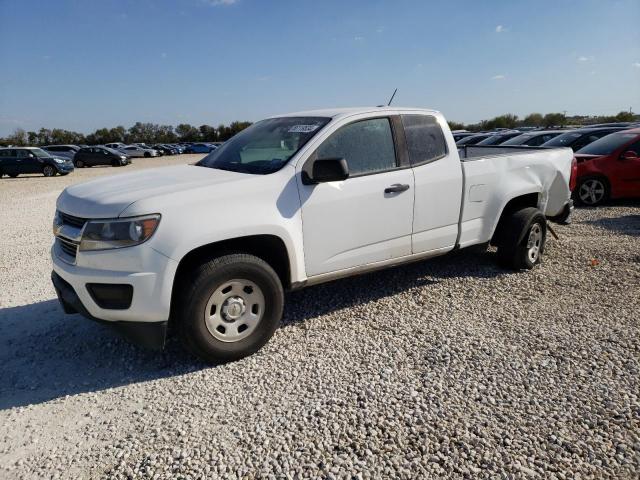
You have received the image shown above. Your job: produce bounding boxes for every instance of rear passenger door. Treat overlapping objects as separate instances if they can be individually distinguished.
[17,150,40,174]
[404,114,462,254]
[0,149,16,175]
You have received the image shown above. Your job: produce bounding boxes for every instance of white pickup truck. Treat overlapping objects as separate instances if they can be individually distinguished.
[52,107,575,362]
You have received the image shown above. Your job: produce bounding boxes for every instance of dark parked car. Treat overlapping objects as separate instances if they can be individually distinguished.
[43,144,80,161]
[541,127,629,152]
[501,130,565,147]
[0,147,74,178]
[74,146,131,168]
[476,131,523,145]
[456,133,494,146]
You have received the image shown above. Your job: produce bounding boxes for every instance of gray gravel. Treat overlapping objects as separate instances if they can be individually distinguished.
[1,158,639,479]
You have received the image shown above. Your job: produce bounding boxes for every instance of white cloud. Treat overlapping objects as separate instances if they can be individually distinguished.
[376,26,385,33]
[354,36,365,42]
[491,74,506,80]
[633,62,640,68]
[495,25,508,33]
[577,55,594,63]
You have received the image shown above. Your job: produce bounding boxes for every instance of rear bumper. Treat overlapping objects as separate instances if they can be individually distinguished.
[51,271,167,350]
[548,200,574,225]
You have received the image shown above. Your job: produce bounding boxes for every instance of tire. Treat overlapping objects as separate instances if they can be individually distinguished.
[8,173,18,178]
[575,176,609,207]
[177,253,284,363]
[75,159,85,168]
[144,152,151,158]
[495,207,547,270]
[43,165,56,177]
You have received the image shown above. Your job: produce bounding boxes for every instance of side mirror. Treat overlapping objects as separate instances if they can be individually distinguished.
[620,151,638,161]
[302,157,349,185]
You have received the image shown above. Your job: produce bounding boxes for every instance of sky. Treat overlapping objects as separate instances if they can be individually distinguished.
[0,0,639,135]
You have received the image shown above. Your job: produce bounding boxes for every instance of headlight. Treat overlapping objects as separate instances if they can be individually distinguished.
[54,158,65,164]
[120,155,127,160]
[79,214,161,251]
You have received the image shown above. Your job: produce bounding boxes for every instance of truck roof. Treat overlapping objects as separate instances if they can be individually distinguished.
[271,106,441,120]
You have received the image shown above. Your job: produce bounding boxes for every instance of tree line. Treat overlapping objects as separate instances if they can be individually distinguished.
[0,121,253,147]
[447,110,637,132]
[2,110,637,147]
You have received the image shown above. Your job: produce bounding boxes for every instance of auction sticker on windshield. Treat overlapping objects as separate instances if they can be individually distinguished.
[288,125,320,133]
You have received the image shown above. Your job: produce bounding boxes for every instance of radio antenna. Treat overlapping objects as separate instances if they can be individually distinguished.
[387,88,398,106]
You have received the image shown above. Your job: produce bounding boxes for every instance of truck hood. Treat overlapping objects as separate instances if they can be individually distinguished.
[57,165,252,218]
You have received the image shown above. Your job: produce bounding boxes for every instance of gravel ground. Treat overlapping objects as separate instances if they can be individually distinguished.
[0,157,638,479]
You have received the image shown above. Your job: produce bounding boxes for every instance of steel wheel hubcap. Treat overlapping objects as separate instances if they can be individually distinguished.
[579,179,605,205]
[204,279,265,343]
[526,223,542,263]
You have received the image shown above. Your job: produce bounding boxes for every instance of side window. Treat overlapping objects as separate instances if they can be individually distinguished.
[16,150,29,158]
[0,150,11,157]
[316,118,396,176]
[626,141,640,155]
[401,114,447,166]
[528,136,544,146]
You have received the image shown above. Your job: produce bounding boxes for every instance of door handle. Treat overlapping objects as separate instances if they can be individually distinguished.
[384,183,410,194]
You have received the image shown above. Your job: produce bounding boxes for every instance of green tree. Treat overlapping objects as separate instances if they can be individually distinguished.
[542,113,566,127]
[175,123,200,142]
[5,128,28,146]
[522,113,543,127]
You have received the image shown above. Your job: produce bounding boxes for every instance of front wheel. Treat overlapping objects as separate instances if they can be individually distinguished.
[144,152,151,158]
[496,207,547,270]
[43,165,56,177]
[75,159,85,168]
[177,253,284,363]
[575,177,609,207]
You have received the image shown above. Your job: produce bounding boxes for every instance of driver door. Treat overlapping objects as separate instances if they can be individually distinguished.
[297,117,414,277]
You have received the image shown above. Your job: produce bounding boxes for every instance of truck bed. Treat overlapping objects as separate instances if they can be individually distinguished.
[456,145,574,248]
[458,144,556,161]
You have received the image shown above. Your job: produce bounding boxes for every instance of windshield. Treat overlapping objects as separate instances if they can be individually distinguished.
[477,133,517,145]
[502,134,533,145]
[542,132,581,147]
[32,148,52,158]
[577,132,638,156]
[197,116,330,174]
[456,134,488,146]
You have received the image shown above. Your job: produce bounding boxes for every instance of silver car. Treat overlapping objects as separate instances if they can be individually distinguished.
[119,145,159,158]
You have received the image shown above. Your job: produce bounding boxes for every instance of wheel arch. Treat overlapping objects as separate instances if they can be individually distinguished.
[490,192,541,246]
[170,234,292,319]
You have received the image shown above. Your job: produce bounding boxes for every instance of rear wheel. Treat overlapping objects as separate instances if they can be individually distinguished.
[75,159,85,168]
[43,165,56,177]
[144,152,151,158]
[177,253,284,363]
[575,177,609,206]
[496,207,547,270]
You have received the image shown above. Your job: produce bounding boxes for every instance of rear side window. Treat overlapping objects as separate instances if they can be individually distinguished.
[0,150,13,157]
[401,115,447,166]
[316,118,397,176]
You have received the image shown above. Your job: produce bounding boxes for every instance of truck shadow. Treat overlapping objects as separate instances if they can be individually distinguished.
[0,249,505,410]
[586,214,640,237]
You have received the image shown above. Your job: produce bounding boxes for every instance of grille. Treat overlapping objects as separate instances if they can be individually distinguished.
[60,211,86,229]
[57,237,78,259]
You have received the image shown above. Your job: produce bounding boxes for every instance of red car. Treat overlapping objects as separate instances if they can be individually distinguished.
[574,128,640,206]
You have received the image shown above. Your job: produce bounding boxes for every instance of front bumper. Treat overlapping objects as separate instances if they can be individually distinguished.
[51,243,178,350]
[52,271,167,350]
[57,162,75,173]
